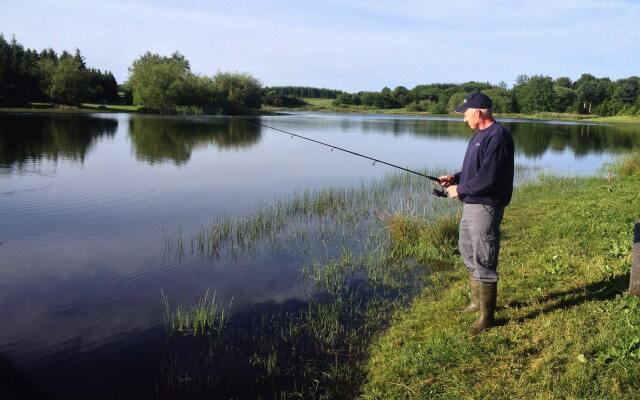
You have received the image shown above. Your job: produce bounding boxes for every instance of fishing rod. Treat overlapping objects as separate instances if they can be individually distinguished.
[231,116,449,198]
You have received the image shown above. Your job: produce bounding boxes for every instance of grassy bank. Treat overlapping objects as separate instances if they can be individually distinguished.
[362,158,640,398]
[265,98,640,125]
[0,102,141,113]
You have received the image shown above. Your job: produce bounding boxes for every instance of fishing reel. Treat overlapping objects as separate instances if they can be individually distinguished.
[432,186,448,198]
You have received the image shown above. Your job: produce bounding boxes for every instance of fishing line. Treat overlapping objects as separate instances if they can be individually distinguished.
[231,116,442,183]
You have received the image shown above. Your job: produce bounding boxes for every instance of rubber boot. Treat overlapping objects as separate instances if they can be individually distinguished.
[462,274,479,313]
[470,282,497,334]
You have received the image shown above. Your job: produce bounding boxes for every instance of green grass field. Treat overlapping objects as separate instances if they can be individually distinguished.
[361,158,640,399]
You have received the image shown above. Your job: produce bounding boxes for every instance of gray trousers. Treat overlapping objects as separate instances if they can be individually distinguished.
[459,203,504,283]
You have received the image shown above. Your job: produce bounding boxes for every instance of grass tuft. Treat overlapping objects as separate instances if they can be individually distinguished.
[615,149,640,177]
[161,289,233,336]
[382,211,460,262]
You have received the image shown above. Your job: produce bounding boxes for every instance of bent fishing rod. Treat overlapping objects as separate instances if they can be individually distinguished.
[231,116,449,197]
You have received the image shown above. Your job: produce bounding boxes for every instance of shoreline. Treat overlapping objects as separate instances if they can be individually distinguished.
[265,98,640,125]
[2,103,640,125]
[361,155,640,398]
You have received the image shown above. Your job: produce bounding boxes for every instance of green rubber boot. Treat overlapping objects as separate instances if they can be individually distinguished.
[462,274,479,313]
[470,282,497,334]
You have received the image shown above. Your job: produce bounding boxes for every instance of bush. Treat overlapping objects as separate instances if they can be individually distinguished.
[406,101,427,112]
[264,91,306,107]
[213,72,263,113]
[428,100,448,114]
[332,93,360,106]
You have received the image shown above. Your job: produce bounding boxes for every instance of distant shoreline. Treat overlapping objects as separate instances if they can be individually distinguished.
[0,103,279,116]
[265,98,640,125]
[2,102,639,125]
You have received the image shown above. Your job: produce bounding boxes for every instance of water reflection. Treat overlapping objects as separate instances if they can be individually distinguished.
[0,113,118,167]
[277,115,640,157]
[128,116,262,165]
[503,122,640,157]
[2,113,639,170]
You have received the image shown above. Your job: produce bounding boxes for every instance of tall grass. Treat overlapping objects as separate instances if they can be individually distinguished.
[157,166,539,398]
[615,148,640,177]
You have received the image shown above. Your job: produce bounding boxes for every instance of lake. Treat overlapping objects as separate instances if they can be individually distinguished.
[1,111,639,398]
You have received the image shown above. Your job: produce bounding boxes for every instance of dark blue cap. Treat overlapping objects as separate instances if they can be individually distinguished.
[454,92,493,113]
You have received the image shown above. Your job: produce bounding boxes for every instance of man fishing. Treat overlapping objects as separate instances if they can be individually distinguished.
[438,92,515,333]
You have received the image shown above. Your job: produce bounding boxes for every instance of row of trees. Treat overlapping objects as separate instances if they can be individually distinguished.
[265,86,342,99]
[0,35,118,106]
[0,35,264,113]
[332,75,640,116]
[127,51,262,114]
[3,34,638,116]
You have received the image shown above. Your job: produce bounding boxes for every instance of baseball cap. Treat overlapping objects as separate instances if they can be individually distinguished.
[454,92,493,113]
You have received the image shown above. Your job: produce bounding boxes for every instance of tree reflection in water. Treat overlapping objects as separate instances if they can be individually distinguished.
[128,116,262,165]
[0,113,118,167]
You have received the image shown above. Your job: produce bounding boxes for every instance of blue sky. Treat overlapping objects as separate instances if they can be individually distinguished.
[2,0,639,91]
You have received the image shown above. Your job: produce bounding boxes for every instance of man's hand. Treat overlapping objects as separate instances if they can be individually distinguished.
[447,185,459,198]
[438,175,455,187]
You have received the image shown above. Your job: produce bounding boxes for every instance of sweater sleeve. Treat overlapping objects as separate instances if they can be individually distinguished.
[457,136,508,197]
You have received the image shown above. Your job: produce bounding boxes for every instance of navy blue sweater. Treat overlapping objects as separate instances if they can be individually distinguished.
[453,122,514,207]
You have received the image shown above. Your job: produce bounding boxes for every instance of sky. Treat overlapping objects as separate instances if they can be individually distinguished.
[2,0,639,92]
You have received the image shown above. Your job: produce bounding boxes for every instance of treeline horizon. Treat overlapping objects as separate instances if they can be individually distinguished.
[329,74,640,116]
[1,34,638,117]
[0,34,264,114]
[0,35,120,106]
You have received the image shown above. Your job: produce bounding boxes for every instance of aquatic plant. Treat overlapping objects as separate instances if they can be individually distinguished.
[157,166,538,398]
[161,289,233,336]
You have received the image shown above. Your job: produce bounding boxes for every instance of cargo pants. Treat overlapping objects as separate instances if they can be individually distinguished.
[458,203,504,283]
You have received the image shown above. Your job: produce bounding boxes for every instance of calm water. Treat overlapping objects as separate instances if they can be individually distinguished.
[1,111,639,398]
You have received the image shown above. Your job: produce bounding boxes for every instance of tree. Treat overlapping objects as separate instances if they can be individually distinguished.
[447,92,468,113]
[513,75,555,113]
[332,92,360,106]
[213,71,262,113]
[0,34,42,104]
[264,90,306,107]
[358,91,378,107]
[575,74,611,114]
[49,56,88,105]
[554,77,573,88]
[85,69,118,103]
[127,51,191,109]
[369,87,399,108]
[393,86,411,107]
[552,86,577,112]
[172,73,223,112]
[483,88,513,113]
[613,77,640,104]
[73,48,86,70]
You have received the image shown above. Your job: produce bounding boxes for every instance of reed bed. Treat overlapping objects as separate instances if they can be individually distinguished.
[158,166,539,398]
